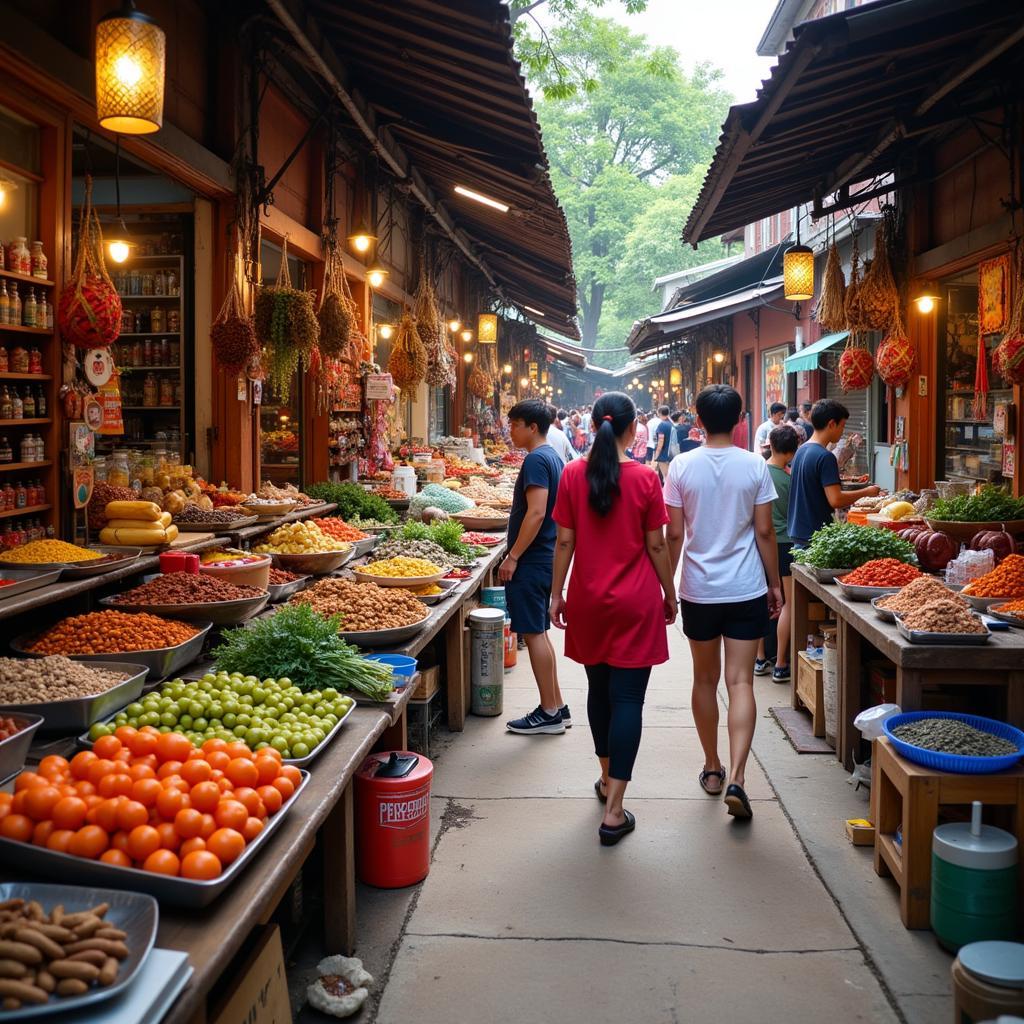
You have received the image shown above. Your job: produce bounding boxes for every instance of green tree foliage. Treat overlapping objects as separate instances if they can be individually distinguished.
[524,16,730,356]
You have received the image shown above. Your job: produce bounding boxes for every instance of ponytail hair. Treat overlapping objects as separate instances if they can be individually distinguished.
[587,391,636,517]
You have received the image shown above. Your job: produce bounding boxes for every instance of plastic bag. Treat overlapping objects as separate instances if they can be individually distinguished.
[853,703,901,740]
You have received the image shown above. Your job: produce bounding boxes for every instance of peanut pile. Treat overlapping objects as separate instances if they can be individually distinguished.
[878,576,965,614]
[0,657,131,704]
[27,611,198,655]
[291,578,427,631]
[901,598,986,634]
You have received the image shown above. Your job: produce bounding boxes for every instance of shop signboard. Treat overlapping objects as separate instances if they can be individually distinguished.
[762,345,790,417]
[528,361,538,380]
[365,373,393,401]
[73,466,94,509]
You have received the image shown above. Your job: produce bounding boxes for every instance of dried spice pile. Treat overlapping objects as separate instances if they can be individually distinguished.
[842,559,921,587]
[290,578,427,631]
[963,555,1024,599]
[901,599,986,634]
[27,611,198,655]
[892,718,1017,757]
[878,576,965,613]
[109,573,264,606]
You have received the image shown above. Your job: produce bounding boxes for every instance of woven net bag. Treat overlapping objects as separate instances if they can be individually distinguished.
[875,307,914,389]
[838,336,875,392]
[994,245,1024,385]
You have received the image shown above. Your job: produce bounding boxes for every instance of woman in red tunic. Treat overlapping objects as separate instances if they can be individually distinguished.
[550,391,676,846]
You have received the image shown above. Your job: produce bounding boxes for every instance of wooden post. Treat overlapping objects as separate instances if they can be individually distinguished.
[446,605,467,731]
[837,617,863,770]
[790,571,811,711]
[323,784,356,955]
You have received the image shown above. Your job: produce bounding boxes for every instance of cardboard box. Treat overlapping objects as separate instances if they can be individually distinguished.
[412,665,439,701]
[845,818,875,846]
[210,925,292,1024]
[867,660,897,704]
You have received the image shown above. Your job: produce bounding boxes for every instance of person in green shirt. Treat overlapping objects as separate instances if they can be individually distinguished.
[754,424,800,682]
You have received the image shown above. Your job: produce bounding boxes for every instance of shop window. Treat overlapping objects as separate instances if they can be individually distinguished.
[429,386,450,443]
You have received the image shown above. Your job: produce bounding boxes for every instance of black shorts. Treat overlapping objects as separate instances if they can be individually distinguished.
[680,596,770,642]
[778,542,794,579]
[505,562,552,635]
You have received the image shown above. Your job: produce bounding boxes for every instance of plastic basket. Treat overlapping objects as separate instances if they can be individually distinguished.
[882,711,1024,773]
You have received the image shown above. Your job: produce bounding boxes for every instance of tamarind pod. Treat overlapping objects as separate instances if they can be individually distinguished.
[49,960,100,982]
[0,978,48,1003]
[1,996,19,1009]
[63,938,128,959]
[98,957,118,987]
[25,902,43,922]
[68,950,107,966]
[56,978,89,996]
[35,969,54,993]
[0,900,24,912]
[95,927,127,941]
[51,905,63,925]
[88,902,109,920]
[27,923,74,943]
[72,917,102,939]
[0,940,42,965]
[0,959,27,978]
[15,928,64,961]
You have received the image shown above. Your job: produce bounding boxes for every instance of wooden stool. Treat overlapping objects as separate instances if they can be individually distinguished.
[794,651,825,737]
[871,737,1024,929]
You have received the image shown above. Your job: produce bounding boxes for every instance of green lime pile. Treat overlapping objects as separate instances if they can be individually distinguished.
[90,671,354,760]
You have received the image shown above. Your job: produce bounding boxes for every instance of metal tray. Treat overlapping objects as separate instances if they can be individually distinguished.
[267,574,311,602]
[11,624,213,683]
[59,546,145,579]
[413,585,458,606]
[352,569,443,588]
[963,593,1009,612]
[0,772,309,907]
[351,535,380,558]
[988,603,1024,628]
[896,618,991,645]
[269,548,353,575]
[174,514,260,532]
[98,592,269,626]
[451,514,509,531]
[0,713,43,780]
[338,618,430,647]
[0,882,157,1020]
[0,567,63,600]
[808,566,853,583]
[834,579,904,602]
[870,595,900,623]
[0,664,149,732]
[240,501,299,518]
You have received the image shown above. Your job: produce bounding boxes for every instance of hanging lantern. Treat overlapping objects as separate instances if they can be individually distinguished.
[366,263,388,289]
[912,281,940,314]
[784,244,814,301]
[669,367,682,387]
[347,220,376,255]
[477,313,498,343]
[95,2,166,135]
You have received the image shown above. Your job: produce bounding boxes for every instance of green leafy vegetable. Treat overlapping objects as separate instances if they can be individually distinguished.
[927,485,1024,523]
[305,481,398,523]
[792,523,917,569]
[398,518,474,559]
[212,603,394,700]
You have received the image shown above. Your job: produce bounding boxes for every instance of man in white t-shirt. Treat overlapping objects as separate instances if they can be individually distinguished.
[754,402,786,456]
[545,404,575,464]
[664,384,782,822]
[645,410,660,463]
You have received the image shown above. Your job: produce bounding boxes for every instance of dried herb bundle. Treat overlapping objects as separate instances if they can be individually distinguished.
[994,243,1024,384]
[814,243,847,332]
[858,219,898,331]
[468,364,493,399]
[416,257,456,388]
[211,273,258,374]
[318,249,353,360]
[388,311,428,389]
[844,243,868,333]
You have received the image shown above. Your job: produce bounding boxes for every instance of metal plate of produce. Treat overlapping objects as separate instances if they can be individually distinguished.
[98,593,269,626]
[0,773,308,908]
[988,604,1024,628]
[413,587,458,606]
[870,595,900,624]
[0,568,63,600]
[351,569,443,588]
[834,579,903,602]
[0,882,157,1020]
[0,713,43,781]
[59,547,145,579]
[963,593,1008,612]
[337,618,430,647]
[239,501,299,518]
[10,625,213,684]
[0,664,149,732]
[270,549,353,575]
[266,575,312,603]
[450,514,509,531]
[896,619,991,645]
[174,515,260,532]
[810,567,853,583]
[351,535,380,558]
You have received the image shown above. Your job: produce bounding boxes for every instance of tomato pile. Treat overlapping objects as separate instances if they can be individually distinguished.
[0,716,24,741]
[840,558,922,588]
[0,729,300,879]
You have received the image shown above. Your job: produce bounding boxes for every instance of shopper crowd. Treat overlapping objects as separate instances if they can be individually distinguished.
[500,386,877,844]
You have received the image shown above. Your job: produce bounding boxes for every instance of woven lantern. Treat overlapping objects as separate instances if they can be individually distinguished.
[95,3,166,135]
[838,343,874,392]
[477,313,498,343]
[784,244,814,301]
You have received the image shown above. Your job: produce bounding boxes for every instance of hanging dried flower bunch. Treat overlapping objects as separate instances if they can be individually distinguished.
[340,272,367,364]
[994,244,1024,385]
[468,364,493,399]
[318,249,353,361]
[838,334,875,392]
[416,257,456,388]
[388,311,427,389]
[858,218,899,331]
[875,306,914,389]
[211,266,258,375]
[844,242,868,333]
[814,242,847,332]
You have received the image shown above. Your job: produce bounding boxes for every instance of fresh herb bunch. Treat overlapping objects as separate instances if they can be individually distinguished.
[792,522,917,569]
[399,519,473,558]
[927,485,1024,523]
[305,482,398,524]
[212,603,394,700]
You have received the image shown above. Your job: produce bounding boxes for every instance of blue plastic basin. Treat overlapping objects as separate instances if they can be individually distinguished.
[363,654,418,679]
[882,711,1024,774]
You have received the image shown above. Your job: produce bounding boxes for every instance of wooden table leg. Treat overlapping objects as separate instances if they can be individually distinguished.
[377,711,408,752]
[446,606,466,731]
[323,784,356,955]
[1006,671,1024,728]
[791,572,811,711]
[896,668,924,714]
[837,617,862,771]
[901,772,939,929]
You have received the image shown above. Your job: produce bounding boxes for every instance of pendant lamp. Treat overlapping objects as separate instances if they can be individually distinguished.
[95,1,166,135]
[783,214,814,302]
[477,313,498,343]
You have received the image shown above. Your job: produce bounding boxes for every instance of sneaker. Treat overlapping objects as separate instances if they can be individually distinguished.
[516,636,527,651]
[753,658,773,676]
[506,706,566,735]
[560,705,572,728]
[772,664,791,683]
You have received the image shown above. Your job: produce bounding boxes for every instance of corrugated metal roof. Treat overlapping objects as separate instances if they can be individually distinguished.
[305,0,579,337]
[683,0,1024,244]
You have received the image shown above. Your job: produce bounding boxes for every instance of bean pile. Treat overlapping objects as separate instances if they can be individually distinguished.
[27,611,198,655]
[291,579,426,631]
[963,554,1024,599]
[268,568,302,585]
[901,599,986,634]
[0,898,129,1008]
[374,537,452,568]
[360,557,441,579]
[0,657,131,704]
[841,558,921,587]
[454,505,509,520]
[0,541,103,565]
[892,718,1018,757]
[109,573,264,606]
[173,505,253,525]
[878,575,964,613]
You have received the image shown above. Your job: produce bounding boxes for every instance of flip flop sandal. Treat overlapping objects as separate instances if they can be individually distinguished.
[594,779,607,804]
[724,782,753,820]
[598,809,636,847]
[699,768,726,796]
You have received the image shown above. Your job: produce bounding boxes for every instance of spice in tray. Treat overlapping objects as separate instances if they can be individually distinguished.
[291,578,427,631]
[445,567,472,579]
[27,610,199,655]
[406,583,443,595]
[963,554,1024,599]
[360,556,441,579]
[0,540,103,564]
[370,486,410,501]
[992,598,1024,615]
[173,504,254,525]
[254,521,350,555]
[0,656,131,703]
[841,558,922,588]
[878,575,966,613]
[109,573,264,606]
[311,518,368,542]
[269,568,302,585]
[454,505,509,520]
[900,599,986,634]
[891,718,1018,757]
[459,532,502,546]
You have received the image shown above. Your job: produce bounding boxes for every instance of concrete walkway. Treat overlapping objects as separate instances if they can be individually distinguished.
[295,622,954,1023]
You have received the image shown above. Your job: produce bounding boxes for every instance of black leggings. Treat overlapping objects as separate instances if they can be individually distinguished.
[585,663,652,782]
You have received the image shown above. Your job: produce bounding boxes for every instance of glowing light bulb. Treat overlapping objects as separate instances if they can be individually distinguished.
[351,234,371,253]
[916,295,935,314]
[377,323,394,340]
[108,240,131,264]
[114,54,143,87]
[463,352,473,363]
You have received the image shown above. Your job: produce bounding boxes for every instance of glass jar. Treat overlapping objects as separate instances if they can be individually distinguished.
[159,376,174,406]
[143,373,158,407]
[138,454,155,487]
[167,309,180,333]
[93,456,108,483]
[108,450,130,488]
[10,347,28,373]
[28,348,41,374]
[30,242,47,279]
[0,346,7,372]
[131,340,143,367]
[150,307,164,333]
[6,238,29,276]
[121,308,134,333]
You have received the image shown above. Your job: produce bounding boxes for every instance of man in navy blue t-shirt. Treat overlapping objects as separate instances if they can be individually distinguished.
[652,405,674,479]
[788,399,881,546]
[499,399,568,736]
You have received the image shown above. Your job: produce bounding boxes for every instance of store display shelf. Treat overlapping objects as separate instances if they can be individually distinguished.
[117,332,181,338]
[0,372,51,381]
[0,418,50,426]
[122,405,180,411]
[118,365,180,371]
[946,418,990,424]
[0,269,54,287]
[0,503,50,520]
[117,294,181,301]
[130,253,184,260]
[0,461,51,472]
[0,324,51,335]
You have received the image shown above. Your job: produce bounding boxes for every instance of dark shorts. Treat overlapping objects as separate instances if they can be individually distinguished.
[680,596,770,642]
[778,542,794,578]
[505,562,552,635]
[644,449,654,464]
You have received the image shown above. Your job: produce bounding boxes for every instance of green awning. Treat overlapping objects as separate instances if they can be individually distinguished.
[784,332,849,373]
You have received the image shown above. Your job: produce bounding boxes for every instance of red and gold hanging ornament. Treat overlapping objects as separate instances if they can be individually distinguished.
[994,244,1024,385]
[211,261,258,375]
[58,175,122,349]
[838,334,874,392]
[858,216,899,332]
[875,306,914,389]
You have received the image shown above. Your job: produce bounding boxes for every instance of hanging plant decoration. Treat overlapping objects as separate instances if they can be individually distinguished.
[875,306,914,389]
[814,241,847,332]
[468,364,493,399]
[340,271,368,364]
[318,248,354,361]
[838,334,874,392]
[416,255,456,388]
[211,268,259,375]
[843,242,867,334]
[994,244,1024,385]
[387,311,427,389]
[58,175,122,350]
[858,216,899,332]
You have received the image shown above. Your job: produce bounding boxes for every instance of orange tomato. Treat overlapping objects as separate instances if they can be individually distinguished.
[92,735,123,760]
[14,771,46,792]
[161,775,189,793]
[260,748,283,764]
[155,733,192,764]
[241,816,264,842]
[74,780,97,798]
[100,848,132,867]
[180,759,212,787]
[155,788,186,821]
[0,803,11,822]
[110,830,131,853]
[224,741,253,760]
[10,791,26,816]
[205,751,230,772]
[22,785,61,822]
[233,788,261,816]
[271,776,294,801]
[257,785,282,815]
[38,755,69,779]
[128,763,156,782]
[142,849,180,876]
[127,730,158,758]
[97,773,134,799]
[31,820,55,847]
[68,825,109,859]
[180,850,222,880]
[117,800,149,832]
[216,777,234,794]
[113,725,138,744]
[0,814,33,842]
[157,760,184,780]
[70,751,98,780]
[226,758,259,789]
[132,778,162,808]
[51,796,88,831]
[90,798,125,833]
[189,782,221,814]
[179,836,206,857]
[86,759,116,786]
[84,794,104,811]
[207,827,245,865]
[202,738,228,755]
[279,765,302,789]
[126,824,161,861]
[45,829,75,852]
[155,822,181,851]
[198,813,217,839]
[214,800,248,831]
[174,808,203,839]
[254,757,280,786]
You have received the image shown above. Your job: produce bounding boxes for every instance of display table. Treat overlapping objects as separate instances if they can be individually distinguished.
[790,564,1024,769]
